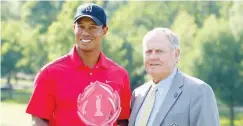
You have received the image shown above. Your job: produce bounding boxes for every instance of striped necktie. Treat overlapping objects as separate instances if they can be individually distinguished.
[135,84,158,126]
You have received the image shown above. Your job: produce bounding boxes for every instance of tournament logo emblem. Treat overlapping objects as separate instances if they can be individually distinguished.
[77,81,121,126]
[85,5,92,12]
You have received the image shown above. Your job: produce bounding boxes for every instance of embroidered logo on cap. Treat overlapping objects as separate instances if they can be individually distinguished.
[85,5,92,12]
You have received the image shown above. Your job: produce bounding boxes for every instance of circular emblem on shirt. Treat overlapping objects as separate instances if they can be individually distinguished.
[77,81,121,126]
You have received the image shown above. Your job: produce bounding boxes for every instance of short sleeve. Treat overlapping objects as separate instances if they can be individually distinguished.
[26,67,55,120]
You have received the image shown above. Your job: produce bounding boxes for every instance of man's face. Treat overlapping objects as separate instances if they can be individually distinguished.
[73,17,108,52]
[143,34,180,80]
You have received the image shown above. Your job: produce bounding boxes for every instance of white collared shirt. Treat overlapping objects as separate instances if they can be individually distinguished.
[135,68,177,126]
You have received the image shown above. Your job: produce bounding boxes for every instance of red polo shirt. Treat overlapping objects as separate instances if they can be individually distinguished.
[26,46,131,126]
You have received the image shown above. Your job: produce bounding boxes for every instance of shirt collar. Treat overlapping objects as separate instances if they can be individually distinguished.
[69,45,109,69]
[152,67,177,94]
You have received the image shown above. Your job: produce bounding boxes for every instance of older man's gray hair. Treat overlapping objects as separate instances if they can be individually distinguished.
[143,28,180,49]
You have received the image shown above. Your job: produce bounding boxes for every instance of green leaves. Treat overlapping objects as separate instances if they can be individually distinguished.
[195,10,243,106]
[2,1,243,106]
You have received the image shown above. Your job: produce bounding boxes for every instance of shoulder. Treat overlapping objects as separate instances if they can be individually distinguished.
[105,57,129,76]
[133,82,151,96]
[39,54,70,74]
[32,55,69,86]
[181,72,214,95]
[183,73,205,85]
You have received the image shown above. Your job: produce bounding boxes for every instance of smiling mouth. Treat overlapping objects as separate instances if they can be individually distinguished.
[150,64,161,66]
[80,39,92,43]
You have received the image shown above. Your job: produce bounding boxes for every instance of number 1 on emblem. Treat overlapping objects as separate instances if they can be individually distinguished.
[95,95,103,116]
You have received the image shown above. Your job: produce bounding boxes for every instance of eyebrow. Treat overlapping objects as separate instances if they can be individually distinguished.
[146,48,163,51]
[77,22,97,26]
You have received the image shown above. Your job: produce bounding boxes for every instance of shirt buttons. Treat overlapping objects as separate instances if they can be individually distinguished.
[90,73,92,76]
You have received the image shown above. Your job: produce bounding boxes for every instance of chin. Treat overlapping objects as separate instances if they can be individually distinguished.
[149,70,164,77]
[150,72,161,76]
[77,47,93,52]
[80,48,95,52]
[77,44,92,51]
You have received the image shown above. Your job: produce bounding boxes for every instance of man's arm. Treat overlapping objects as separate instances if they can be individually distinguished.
[26,68,55,126]
[31,116,49,126]
[117,70,132,126]
[117,120,129,126]
[189,84,220,126]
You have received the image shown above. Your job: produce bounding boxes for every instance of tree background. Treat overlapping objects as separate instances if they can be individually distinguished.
[1,1,243,126]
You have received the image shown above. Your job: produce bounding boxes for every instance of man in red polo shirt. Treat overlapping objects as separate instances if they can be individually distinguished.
[26,3,131,126]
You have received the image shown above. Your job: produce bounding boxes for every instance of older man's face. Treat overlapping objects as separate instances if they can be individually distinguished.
[143,34,179,81]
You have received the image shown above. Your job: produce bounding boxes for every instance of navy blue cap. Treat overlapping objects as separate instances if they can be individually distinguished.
[74,3,107,26]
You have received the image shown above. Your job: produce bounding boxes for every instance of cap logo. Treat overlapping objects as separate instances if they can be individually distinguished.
[85,5,92,12]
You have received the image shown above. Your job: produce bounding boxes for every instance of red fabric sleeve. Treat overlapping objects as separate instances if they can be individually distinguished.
[118,70,131,120]
[26,67,55,120]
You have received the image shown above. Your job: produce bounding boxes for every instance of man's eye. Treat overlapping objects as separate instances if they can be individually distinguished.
[146,50,152,54]
[90,26,97,29]
[76,25,83,28]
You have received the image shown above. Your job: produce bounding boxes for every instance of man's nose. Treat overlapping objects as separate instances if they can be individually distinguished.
[148,52,159,60]
[81,29,91,36]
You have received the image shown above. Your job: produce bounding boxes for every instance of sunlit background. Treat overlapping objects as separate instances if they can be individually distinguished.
[1,1,243,126]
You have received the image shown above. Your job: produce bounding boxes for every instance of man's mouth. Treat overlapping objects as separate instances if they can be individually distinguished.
[150,64,161,66]
[80,39,92,43]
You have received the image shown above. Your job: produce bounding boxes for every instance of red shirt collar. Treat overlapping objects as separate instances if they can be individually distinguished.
[69,45,109,69]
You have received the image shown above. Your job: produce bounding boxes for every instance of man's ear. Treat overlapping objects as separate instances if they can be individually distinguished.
[102,26,108,35]
[175,48,180,63]
[73,23,76,32]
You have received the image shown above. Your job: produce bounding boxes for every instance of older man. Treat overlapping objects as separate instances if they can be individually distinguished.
[129,28,219,126]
